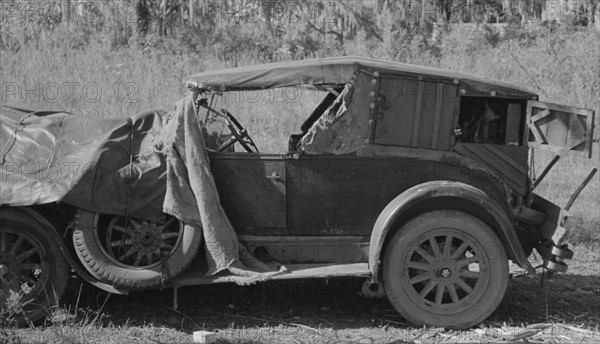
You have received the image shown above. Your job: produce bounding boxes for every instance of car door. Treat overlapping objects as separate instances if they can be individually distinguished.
[527,101,596,158]
[286,155,412,236]
[210,153,286,235]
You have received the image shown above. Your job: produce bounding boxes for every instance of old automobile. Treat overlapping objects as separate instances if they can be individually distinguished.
[0,56,596,329]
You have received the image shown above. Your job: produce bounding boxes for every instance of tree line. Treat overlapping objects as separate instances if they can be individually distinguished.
[54,0,600,39]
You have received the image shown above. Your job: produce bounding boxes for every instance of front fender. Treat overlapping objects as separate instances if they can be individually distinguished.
[368,181,534,281]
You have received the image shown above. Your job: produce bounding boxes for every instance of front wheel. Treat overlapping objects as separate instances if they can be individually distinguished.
[382,210,509,329]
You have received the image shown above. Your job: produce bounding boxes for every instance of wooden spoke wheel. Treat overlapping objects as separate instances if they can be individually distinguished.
[73,210,202,289]
[382,210,509,329]
[0,208,68,324]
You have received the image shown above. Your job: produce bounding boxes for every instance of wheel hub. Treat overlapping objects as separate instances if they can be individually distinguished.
[440,267,452,279]
[130,221,163,254]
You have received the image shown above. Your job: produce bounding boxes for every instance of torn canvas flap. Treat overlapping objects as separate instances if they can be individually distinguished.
[160,93,286,283]
[300,76,373,154]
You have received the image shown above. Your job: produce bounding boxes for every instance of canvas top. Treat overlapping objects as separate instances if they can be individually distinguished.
[185,56,537,99]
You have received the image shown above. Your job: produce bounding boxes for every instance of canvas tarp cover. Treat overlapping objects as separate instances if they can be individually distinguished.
[186,56,537,99]
[0,96,283,282]
[0,106,167,220]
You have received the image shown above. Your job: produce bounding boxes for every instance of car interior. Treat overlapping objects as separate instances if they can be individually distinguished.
[458,96,524,145]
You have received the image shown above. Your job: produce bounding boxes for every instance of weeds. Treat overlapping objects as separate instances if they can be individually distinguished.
[0,284,113,344]
[1,293,23,344]
[1,291,24,324]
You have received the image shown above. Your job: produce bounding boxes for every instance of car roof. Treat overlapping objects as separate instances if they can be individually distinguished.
[185,56,537,99]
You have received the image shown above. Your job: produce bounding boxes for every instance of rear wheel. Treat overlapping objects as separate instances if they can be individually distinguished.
[382,210,509,329]
[72,210,202,289]
[0,208,69,324]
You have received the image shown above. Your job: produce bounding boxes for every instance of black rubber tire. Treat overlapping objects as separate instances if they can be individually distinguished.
[72,210,202,289]
[382,210,509,329]
[0,208,69,324]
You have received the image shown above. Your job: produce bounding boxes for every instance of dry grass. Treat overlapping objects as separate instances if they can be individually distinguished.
[3,255,599,343]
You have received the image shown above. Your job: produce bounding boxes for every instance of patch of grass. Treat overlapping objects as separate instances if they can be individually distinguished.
[5,262,599,344]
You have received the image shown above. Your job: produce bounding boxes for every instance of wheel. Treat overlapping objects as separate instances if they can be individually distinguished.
[72,210,202,289]
[0,208,69,324]
[382,210,509,329]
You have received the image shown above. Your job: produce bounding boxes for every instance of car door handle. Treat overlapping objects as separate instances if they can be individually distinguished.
[267,172,283,181]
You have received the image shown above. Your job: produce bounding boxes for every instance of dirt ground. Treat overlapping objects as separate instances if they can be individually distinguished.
[11,250,594,344]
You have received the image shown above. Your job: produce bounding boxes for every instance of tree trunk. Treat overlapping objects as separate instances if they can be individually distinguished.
[421,0,427,28]
[136,0,151,36]
[595,0,600,30]
[339,15,345,47]
[62,0,71,23]
[190,0,194,27]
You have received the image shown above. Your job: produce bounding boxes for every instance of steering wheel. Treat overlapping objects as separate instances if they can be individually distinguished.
[218,109,259,153]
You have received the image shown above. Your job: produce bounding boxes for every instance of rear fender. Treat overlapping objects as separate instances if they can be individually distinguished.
[368,181,535,282]
[16,207,128,295]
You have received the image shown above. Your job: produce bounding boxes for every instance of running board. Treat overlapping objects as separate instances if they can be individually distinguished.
[173,263,370,287]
